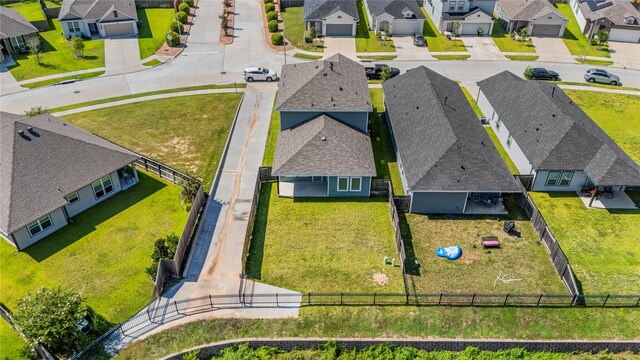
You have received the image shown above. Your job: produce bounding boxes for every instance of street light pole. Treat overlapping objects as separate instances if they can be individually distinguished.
[583,18,601,60]
[283,23,287,65]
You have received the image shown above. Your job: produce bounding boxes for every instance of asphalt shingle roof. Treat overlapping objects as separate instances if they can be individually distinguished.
[0,6,38,40]
[498,0,567,21]
[59,0,137,22]
[276,54,372,112]
[577,0,640,26]
[303,0,359,20]
[366,0,425,19]
[382,66,521,193]
[0,112,140,234]
[478,71,640,186]
[272,114,376,177]
[442,7,493,20]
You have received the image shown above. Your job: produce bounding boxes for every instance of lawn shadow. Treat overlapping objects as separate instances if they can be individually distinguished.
[136,9,153,39]
[245,182,273,280]
[561,28,579,41]
[398,212,420,277]
[24,171,167,262]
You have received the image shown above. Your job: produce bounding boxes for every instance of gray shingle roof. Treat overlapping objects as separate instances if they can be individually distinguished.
[272,114,376,176]
[366,0,425,19]
[577,0,640,26]
[276,54,372,112]
[0,6,38,40]
[497,0,567,21]
[478,71,640,186]
[0,112,140,234]
[442,6,493,20]
[303,0,359,20]
[382,66,521,193]
[59,0,137,22]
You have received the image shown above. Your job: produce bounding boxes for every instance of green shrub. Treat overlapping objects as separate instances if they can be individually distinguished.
[268,20,278,33]
[178,2,190,14]
[523,65,533,80]
[265,3,275,13]
[145,233,179,278]
[176,10,188,24]
[166,31,180,47]
[170,20,184,34]
[271,33,283,45]
[264,0,273,3]
[183,0,194,6]
[267,10,278,21]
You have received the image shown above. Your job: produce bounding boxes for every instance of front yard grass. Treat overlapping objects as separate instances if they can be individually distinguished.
[356,0,395,52]
[4,0,46,21]
[556,4,610,58]
[293,53,322,60]
[358,55,397,60]
[137,8,175,59]
[0,320,26,359]
[370,89,404,195]
[281,7,324,52]
[432,54,470,60]
[491,20,536,53]
[575,58,613,66]
[0,171,188,324]
[421,7,466,52]
[246,183,404,293]
[529,192,640,294]
[61,93,242,190]
[8,19,104,81]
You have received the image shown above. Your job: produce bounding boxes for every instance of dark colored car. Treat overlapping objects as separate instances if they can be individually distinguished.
[412,32,426,46]
[365,64,400,80]
[530,68,560,81]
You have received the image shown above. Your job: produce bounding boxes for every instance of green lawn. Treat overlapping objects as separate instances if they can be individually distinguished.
[0,171,188,324]
[262,97,279,167]
[43,0,62,8]
[556,4,610,58]
[21,70,104,88]
[4,0,46,21]
[529,192,640,294]
[356,0,395,52]
[491,20,536,53]
[575,58,614,66]
[246,183,404,293]
[0,320,26,360]
[137,8,175,59]
[557,82,639,91]
[506,55,539,61]
[460,86,483,118]
[485,127,519,175]
[432,55,470,60]
[8,19,104,81]
[281,7,324,52]
[421,7,466,52]
[370,89,404,195]
[293,53,322,60]
[142,58,162,66]
[61,94,242,190]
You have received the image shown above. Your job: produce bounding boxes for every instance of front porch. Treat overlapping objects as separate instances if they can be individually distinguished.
[578,190,638,210]
[278,181,328,198]
[464,193,508,215]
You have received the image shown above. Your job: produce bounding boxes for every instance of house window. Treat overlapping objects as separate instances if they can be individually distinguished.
[9,36,25,51]
[506,134,513,148]
[495,118,501,132]
[68,21,81,32]
[457,1,464,11]
[92,175,114,199]
[66,192,80,204]
[546,171,561,186]
[559,171,574,186]
[350,177,362,192]
[27,215,53,237]
[113,10,118,18]
[337,177,349,191]
[449,1,456,11]
[584,177,595,187]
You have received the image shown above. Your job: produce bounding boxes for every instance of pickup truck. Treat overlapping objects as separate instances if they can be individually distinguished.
[364,64,400,80]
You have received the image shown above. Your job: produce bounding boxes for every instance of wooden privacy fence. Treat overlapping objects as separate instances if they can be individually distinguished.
[514,174,534,191]
[279,0,305,9]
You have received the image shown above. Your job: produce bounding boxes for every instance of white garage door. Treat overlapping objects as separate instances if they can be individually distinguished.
[609,28,640,43]
[531,24,562,37]
[104,23,134,37]
[461,23,491,35]
[325,24,353,36]
[392,19,423,35]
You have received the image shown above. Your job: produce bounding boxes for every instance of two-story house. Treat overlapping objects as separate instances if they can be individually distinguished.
[423,0,495,35]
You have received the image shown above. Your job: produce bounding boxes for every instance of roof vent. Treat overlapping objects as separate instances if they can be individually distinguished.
[17,130,31,141]
[536,127,539,131]
[311,102,314,106]
[456,178,460,183]
[321,136,326,141]
[481,141,486,146]
[552,114,556,117]
[444,96,448,106]
[331,96,334,101]
[416,106,420,110]
[339,87,343,91]
[460,166,466,170]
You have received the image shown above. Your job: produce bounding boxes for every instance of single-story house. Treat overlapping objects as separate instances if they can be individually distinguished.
[382,66,522,214]
[363,0,425,35]
[58,0,138,39]
[495,0,569,37]
[0,6,39,58]
[303,0,359,36]
[570,0,640,43]
[423,0,496,35]
[477,71,640,208]
[0,112,141,250]
[273,54,375,197]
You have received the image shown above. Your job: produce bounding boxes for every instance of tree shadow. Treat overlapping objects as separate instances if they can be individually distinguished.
[244,182,273,280]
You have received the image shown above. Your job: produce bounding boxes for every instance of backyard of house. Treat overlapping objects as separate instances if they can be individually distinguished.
[356,0,395,52]
[420,7,466,52]
[281,7,324,52]
[4,0,46,21]
[0,319,26,360]
[137,8,175,59]
[555,4,610,58]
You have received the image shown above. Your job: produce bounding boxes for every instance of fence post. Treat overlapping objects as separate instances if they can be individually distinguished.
[471,293,476,306]
[242,292,246,306]
[438,293,442,305]
[636,296,640,307]
[373,293,376,305]
[172,170,176,183]
[406,293,409,305]
[503,293,509,306]
[537,293,543,307]
[308,293,311,306]
[340,293,343,305]
[144,158,148,171]
[276,293,279,307]
[603,294,610,307]
[209,295,213,307]
[174,301,179,315]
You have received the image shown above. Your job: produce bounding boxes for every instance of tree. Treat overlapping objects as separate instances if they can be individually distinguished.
[13,288,87,356]
[523,65,533,80]
[519,27,528,42]
[70,36,85,58]
[145,233,179,278]
[452,21,462,39]
[597,28,609,45]
[25,35,42,64]
[24,106,50,116]
[179,174,200,211]
[380,66,392,82]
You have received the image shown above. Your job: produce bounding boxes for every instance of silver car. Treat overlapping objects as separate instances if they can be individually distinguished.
[584,68,620,85]
[243,67,277,82]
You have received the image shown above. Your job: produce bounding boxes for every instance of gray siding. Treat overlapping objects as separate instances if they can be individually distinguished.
[65,171,123,217]
[280,111,369,132]
[11,208,68,249]
[410,191,467,214]
[328,176,371,197]
[532,170,589,192]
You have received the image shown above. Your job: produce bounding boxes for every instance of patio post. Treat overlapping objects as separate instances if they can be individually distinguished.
[588,189,596,208]
[132,163,139,182]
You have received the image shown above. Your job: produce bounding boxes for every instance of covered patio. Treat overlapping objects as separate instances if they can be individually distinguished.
[464,193,509,215]
[578,189,638,210]
[278,180,328,198]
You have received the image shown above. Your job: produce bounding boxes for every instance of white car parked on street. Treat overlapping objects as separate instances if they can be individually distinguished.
[243,67,277,82]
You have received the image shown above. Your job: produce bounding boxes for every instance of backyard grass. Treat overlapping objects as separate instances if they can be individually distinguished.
[281,7,324,52]
[293,53,322,60]
[21,70,104,88]
[0,320,26,360]
[506,55,539,61]
[563,91,640,164]
[356,0,395,52]
[8,19,104,81]
[43,0,61,8]
[491,20,536,53]
[460,86,483,118]
[556,4,610,58]
[575,58,613,66]
[421,7,466,52]
[432,55,470,60]
[357,55,398,60]
[246,183,404,293]
[137,8,175,59]
[61,94,242,190]
[370,89,404,195]
[0,171,188,324]
[529,192,640,294]
[485,127,519,174]
[4,0,46,21]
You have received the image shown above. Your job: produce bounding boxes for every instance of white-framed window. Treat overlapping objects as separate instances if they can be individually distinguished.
[350,177,362,192]
[559,171,574,186]
[449,1,456,11]
[546,171,561,186]
[584,177,595,187]
[506,134,513,148]
[337,177,349,191]
[66,192,80,204]
[68,21,81,32]
[27,215,53,237]
[92,175,114,199]
[9,36,25,51]
[495,118,502,132]
[457,1,464,11]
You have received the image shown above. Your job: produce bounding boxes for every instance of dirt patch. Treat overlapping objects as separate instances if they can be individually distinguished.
[219,0,234,45]
[372,271,390,286]
[147,137,201,173]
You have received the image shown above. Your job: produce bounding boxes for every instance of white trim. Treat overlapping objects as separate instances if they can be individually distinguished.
[461,191,470,213]
[27,214,53,237]
[350,177,362,192]
[66,191,80,204]
[337,177,349,191]
[92,174,114,199]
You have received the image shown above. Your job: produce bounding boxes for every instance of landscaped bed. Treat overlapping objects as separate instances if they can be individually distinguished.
[137,8,176,59]
[356,0,395,52]
[4,0,46,21]
[556,4,610,58]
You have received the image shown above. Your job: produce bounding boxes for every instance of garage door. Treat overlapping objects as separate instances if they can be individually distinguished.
[461,23,491,35]
[392,19,423,35]
[609,28,640,43]
[531,24,562,37]
[104,23,134,37]
[325,24,353,36]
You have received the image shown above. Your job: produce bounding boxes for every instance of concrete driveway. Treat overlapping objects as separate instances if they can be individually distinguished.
[104,37,143,75]
[530,37,575,63]
[460,36,506,60]
[608,42,640,70]
[323,36,356,59]
[393,36,435,60]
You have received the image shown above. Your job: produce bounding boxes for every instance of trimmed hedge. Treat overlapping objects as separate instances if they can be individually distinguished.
[170,20,184,34]
[264,0,273,3]
[271,33,283,45]
[267,11,278,22]
[268,20,278,33]
[176,11,188,24]
[167,32,180,47]
[265,3,275,13]
[178,2,190,14]
[183,0,194,6]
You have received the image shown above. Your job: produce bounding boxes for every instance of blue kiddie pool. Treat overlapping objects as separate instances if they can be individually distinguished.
[436,246,462,260]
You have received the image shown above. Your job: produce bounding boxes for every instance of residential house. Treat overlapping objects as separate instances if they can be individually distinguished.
[423,0,495,35]
[272,54,376,197]
[0,6,39,60]
[363,0,425,35]
[58,0,138,39]
[569,0,640,43]
[303,0,359,36]
[477,71,640,208]
[383,66,522,214]
[495,0,568,37]
[0,112,141,250]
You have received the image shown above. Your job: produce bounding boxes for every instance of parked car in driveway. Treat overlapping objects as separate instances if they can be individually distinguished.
[412,32,426,46]
[364,64,400,80]
[529,68,560,81]
[243,67,277,82]
[584,68,620,85]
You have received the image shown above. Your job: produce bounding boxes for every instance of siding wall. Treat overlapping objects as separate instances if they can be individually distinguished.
[570,0,589,32]
[528,12,567,37]
[11,208,68,249]
[328,176,371,197]
[532,170,589,192]
[424,0,444,32]
[64,170,123,218]
[410,191,467,214]
[60,20,91,38]
[280,111,369,132]
[474,0,497,15]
